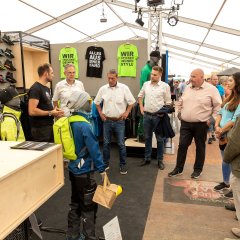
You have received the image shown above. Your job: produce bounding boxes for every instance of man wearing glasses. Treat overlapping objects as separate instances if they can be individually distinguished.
[53,63,85,116]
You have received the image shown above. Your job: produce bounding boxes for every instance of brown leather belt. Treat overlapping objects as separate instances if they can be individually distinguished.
[106,117,122,121]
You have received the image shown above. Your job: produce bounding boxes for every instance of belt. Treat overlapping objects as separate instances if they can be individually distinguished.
[144,111,157,116]
[106,117,123,121]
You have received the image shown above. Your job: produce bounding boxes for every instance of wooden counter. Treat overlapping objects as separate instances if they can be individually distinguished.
[0,141,64,240]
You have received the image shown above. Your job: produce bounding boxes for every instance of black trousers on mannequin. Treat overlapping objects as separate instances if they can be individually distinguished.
[175,120,208,171]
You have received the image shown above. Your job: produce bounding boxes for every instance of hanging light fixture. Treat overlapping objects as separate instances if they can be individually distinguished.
[174,0,184,10]
[100,3,107,23]
[147,0,165,7]
[135,8,144,27]
[167,9,179,26]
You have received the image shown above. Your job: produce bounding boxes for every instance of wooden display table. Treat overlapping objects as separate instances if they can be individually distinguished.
[0,141,64,240]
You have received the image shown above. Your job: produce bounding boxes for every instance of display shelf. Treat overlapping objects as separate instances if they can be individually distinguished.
[2,31,50,92]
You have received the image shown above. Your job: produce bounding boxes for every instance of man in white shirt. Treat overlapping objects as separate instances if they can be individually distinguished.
[53,63,85,116]
[138,66,171,169]
[94,69,135,175]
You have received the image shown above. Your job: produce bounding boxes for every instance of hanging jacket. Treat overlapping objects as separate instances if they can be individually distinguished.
[155,106,175,138]
[0,105,25,141]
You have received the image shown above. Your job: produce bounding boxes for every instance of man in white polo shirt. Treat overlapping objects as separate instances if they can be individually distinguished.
[53,63,85,116]
[94,69,135,175]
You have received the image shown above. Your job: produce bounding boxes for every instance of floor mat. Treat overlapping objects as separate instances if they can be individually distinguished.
[35,144,159,240]
[163,178,231,207]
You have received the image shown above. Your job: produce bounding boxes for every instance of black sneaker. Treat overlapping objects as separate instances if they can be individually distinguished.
[120,165,127,175]
[0,49,4,57]
[2,34,14,45]
[168,168,183,177]
[4,59,16,71]
[224,190,233,198]
[208,138,213,144]
[191,170,202,179]
[214,182,230,191]
[4,48,14,58]
[6,71,17,83]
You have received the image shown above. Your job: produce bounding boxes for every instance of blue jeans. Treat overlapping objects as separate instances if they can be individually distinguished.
[103,120,126,167]
[143,114,164,161]
[221,150,231,184]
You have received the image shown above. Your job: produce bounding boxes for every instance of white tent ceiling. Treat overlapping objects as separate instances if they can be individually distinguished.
[1,0,240,76]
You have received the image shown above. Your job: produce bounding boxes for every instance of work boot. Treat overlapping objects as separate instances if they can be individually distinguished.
[82,211,96,240]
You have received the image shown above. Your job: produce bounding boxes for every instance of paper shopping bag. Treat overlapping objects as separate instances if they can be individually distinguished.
[93,174,118,209]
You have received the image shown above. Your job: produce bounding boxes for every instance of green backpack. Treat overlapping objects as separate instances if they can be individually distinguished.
[53,115,89,160]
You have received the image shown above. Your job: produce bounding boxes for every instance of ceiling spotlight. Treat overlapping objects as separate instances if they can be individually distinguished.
[147,0,165,7]
[174,0,184,5]
[100,3,107,23]
[167,10,179,26]
[135,8,144,27]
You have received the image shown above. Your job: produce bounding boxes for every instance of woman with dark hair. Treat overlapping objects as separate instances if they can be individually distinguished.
[214,72,240,193]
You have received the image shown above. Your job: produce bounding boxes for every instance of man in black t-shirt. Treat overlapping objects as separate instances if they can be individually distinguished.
[28,63,64,142]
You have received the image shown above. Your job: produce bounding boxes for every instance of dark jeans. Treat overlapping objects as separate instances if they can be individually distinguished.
[143,114,164,161]
[176,120,208,171]
[103,120,126,167]
[31,125,54,142]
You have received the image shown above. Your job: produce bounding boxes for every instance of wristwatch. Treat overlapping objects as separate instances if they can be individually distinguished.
[48,110,52,116]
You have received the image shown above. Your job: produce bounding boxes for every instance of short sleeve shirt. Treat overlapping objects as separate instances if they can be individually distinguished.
[28,82,54,127]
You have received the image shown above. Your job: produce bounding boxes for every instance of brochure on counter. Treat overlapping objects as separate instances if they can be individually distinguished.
[10,141,55,151]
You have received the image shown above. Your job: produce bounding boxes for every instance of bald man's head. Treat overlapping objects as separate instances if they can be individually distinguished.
[190,68,204,87]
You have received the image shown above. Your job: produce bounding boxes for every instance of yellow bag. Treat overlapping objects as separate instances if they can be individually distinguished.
[93,174,118,209]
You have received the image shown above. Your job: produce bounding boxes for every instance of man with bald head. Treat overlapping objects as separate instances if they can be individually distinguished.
[168,68,222,179]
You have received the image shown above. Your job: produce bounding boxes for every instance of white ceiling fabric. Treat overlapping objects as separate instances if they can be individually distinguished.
[1,0,239,76]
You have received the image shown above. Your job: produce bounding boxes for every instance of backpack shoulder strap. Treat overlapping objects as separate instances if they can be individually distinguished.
[69,115,89,123]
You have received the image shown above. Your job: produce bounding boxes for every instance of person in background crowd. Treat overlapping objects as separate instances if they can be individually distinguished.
[179,79,187,96]
[94,69,135,175]
[223,116,240,240]
[211,74,225,100]
[221,76,232,99]
[53,63,85,116]
[138,66,171,170]
[65,90,106,240]
[28,63,64,142]
[168,68,222,179]
[207,74,225,144]
[214,72,240,198]
[174,80,180,101]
